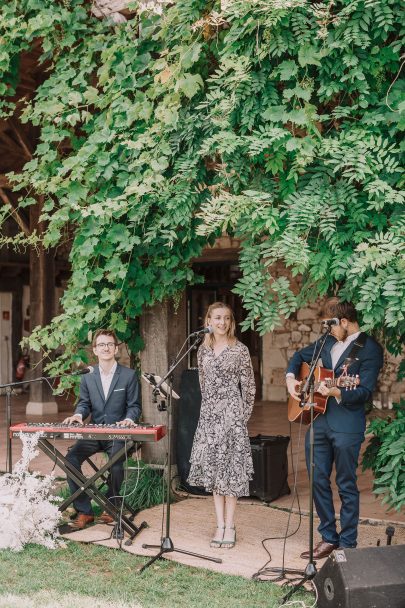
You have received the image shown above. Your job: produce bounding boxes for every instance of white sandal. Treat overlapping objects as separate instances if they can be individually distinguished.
[210,526,225,548]
[221,526,236,549]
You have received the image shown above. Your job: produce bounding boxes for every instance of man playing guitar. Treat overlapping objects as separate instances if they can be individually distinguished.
[286,298,383,559]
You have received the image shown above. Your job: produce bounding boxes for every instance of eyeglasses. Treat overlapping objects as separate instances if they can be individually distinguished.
[95,342,116,349]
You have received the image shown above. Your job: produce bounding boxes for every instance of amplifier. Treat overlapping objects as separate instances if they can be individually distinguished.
[249,434,290,502]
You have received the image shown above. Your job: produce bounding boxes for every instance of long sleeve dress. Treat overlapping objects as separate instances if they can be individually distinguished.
[187,340,256,497]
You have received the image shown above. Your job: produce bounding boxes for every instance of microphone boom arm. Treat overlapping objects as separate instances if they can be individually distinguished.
[153,334,203,393]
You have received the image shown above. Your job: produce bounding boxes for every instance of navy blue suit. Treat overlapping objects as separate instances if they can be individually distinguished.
[66,364,141,515]
[287,334,383,547]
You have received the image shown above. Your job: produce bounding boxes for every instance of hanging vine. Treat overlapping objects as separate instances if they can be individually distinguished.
[0,0,403,377]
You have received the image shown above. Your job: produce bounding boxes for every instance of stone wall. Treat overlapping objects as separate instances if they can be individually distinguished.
[262,297,404,407]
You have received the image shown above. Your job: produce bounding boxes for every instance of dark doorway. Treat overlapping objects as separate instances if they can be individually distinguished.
[187,262,262,399]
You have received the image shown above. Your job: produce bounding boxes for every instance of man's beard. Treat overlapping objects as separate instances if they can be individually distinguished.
[332,328,348,341]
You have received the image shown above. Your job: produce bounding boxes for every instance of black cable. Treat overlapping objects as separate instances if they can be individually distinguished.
[113,437,126,550]
[251,418,305,583]
[106,438,142,550]
[253,326,329,585]
[170,472,186,499]
[251,324,327,583]
[160,453,169,541]
[85,525,117,545]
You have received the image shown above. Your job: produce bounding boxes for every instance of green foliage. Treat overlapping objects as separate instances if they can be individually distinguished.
[0,0,403,373]
[121,459,168,512]
[362,401,405,512]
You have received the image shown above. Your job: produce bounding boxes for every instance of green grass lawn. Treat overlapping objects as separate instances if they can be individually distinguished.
[0,541,313,608]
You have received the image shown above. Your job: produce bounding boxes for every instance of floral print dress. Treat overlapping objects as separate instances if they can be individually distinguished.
[187,340,256,497]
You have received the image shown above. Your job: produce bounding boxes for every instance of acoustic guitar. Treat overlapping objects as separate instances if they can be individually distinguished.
[287,362,359,425]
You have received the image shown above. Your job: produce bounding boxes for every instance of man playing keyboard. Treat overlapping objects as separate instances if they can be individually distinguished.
[63,329,141,529]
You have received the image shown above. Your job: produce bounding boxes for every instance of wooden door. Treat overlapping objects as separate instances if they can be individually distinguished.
[187,263,262,398]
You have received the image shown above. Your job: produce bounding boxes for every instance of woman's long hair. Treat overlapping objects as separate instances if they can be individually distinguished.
[203,302,237,348]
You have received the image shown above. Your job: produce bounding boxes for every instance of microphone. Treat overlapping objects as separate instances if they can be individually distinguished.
[322,318,340,326]
[189,326,213,338]
[71,366,94,376]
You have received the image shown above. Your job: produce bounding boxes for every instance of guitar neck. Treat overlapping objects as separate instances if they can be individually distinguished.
[299,379,339,391]
[315,379,339,389]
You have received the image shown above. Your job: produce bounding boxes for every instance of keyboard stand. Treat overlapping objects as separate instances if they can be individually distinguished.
[84,454,140,523]
[38,438,147,544]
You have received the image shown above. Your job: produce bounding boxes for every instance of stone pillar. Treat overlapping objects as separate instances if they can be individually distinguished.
[26,205,57,415]
[139,295,187,464]
[262,332,289,402]
[262,303,322,402]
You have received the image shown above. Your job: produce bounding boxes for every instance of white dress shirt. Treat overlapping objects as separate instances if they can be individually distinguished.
[330,331,360,369]
[99,362,117,399]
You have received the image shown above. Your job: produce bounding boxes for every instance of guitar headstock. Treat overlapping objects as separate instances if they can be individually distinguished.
[337,374,359,389]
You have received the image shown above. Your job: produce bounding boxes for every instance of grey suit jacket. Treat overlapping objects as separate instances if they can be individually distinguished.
[74,363,141,424]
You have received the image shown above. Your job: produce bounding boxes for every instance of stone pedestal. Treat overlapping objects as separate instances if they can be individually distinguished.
[26,400,58,416]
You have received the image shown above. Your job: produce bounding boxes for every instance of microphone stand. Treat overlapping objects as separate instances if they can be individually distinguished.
[1,369,90,473]
[139,332,222,572]
[281,327,332,605]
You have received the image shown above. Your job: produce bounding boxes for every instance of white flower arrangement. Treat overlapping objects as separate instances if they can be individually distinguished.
[0,433,63,551]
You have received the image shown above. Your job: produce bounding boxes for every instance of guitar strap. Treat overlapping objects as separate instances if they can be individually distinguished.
[341,332,367,372]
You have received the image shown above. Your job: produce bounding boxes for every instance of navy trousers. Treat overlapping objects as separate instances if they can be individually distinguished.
[66,439,126,515]
[305,416,364,548]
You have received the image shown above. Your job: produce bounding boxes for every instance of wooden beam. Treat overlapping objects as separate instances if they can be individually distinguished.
[0,187,30,236]
[8,119,33,159]
[0,130,22,153]
[0,174,11,188]
[0,260,29,268]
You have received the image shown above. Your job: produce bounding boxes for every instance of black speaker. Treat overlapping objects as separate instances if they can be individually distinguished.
[249,435,290,502]
[175,369,208,494]
[314,545,405,608]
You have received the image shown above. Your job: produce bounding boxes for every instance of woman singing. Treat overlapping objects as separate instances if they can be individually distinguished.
[187,302,256,549]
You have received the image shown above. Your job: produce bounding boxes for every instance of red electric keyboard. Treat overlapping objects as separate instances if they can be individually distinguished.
[10,422,166,442]
[9,421,167,541]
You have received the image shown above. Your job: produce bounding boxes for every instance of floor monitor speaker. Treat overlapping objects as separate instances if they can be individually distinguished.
[314,545,405,608]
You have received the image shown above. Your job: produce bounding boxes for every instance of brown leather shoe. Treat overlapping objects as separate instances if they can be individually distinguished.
[71,513,94,529]
[300,540,338,560]
[98,511,115,524]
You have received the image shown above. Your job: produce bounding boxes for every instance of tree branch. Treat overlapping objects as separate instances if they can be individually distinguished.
[0,186,30,236]
[8,120,33,160]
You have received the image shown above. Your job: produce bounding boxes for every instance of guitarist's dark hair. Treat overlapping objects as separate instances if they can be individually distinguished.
[322,297,358,323]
